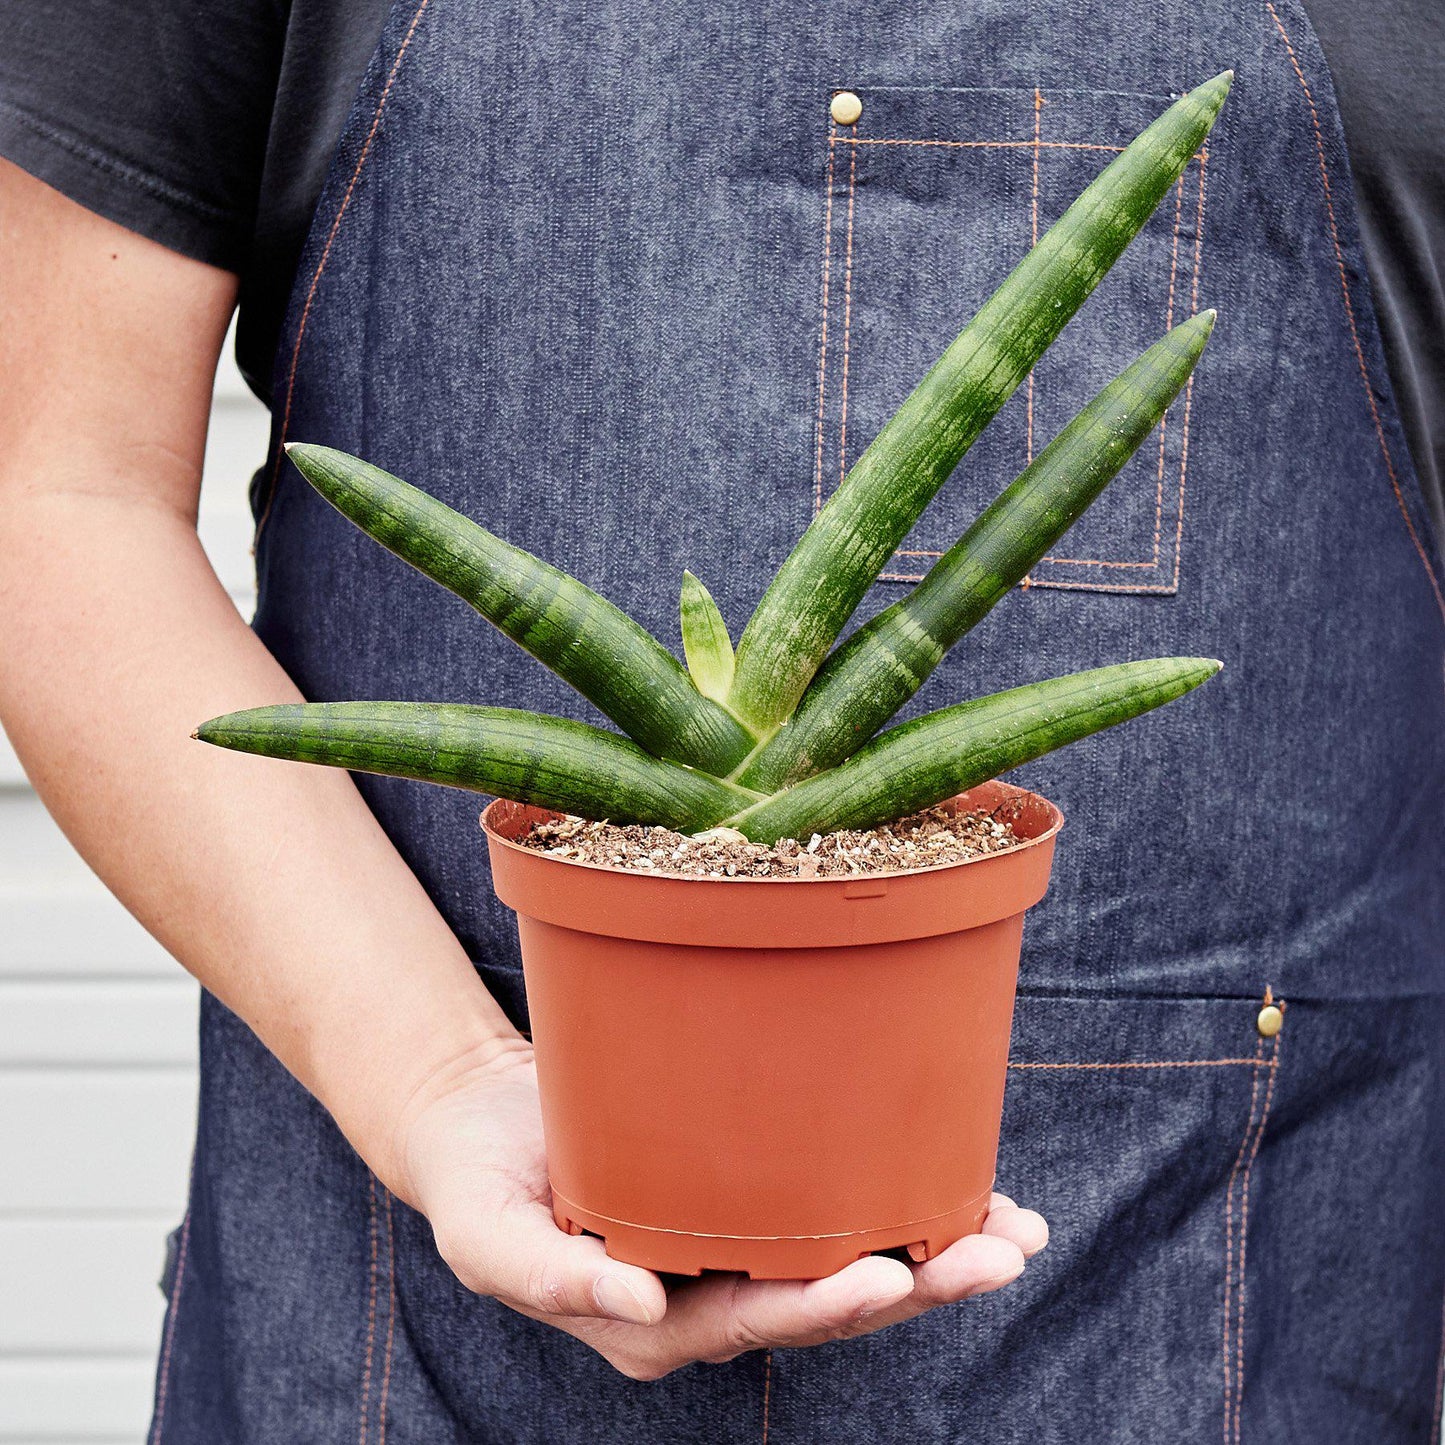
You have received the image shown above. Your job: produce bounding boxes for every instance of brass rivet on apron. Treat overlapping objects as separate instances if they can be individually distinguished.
[830,91,863,125]
[1256,1003,1284,1038]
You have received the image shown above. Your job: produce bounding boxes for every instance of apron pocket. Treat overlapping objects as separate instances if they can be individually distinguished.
[812,84,1212,595]
[757,989,1286,1442]
[990,990,1285,1440]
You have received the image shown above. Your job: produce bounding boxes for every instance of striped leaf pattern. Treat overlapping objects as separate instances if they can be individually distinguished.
[722,660,1221,842]
[197,704,754,831]
[741,310,1217,790]
[286,445,755,774]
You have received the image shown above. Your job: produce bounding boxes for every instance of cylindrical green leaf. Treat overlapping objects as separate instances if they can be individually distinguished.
[679,571,735,703]
[723,659,1221,843]
[742,311,1216,790]
[196,702,754,830]
[726,73,1232,733]
[286,445,755,774]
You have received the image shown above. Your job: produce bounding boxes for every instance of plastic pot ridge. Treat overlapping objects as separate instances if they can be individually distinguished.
[481,779,1063,1279]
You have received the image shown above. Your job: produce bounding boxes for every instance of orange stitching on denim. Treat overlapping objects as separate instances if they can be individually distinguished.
[813,135,839,515]
[1222,1037,1266,1444]
[378,1189,396,1443]
[1037,555,1159,569]
[1168,148,1209,591]
[883,571,1178,589]
[761,1347,774,1442]
[852,137,1127,153]
[837,139,859,490]
[1266,1,1445,622]
[255,0,433,545]
[149,1205,192,1443]
[885,548,1171,570]
[359,1173,379,1444]
[1233,1010,1284,1444]
[1027,577,1177,593]
[820,100,1209,592]
[1008,1057,1259,1070]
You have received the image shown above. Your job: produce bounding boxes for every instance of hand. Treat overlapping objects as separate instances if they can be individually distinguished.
[397,1037,1048,1381]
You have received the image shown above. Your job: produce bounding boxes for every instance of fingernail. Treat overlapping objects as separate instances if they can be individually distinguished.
[594,1274,654,1325]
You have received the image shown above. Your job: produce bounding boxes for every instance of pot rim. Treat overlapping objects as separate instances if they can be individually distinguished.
[479,778,1064,888]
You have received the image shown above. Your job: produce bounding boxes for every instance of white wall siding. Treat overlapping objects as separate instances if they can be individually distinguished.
[0,331,269,1443]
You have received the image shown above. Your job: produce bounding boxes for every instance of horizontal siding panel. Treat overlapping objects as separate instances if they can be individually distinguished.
[0,982,196,1066]
[0,1074,195,1212]
[0,794,110,882]
[0,1219,170,1354]
[0,894,174,978]
[0,1358,154,1438]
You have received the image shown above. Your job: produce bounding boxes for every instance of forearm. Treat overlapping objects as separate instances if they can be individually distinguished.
[0,490,521,1201]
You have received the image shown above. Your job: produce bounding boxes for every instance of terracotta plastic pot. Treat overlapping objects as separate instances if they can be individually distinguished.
[481,779,1063,1280]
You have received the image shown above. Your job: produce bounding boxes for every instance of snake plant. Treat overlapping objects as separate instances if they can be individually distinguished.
[200,74,1230,846]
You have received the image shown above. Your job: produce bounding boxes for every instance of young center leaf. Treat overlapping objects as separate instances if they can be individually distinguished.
[679,571,735,704]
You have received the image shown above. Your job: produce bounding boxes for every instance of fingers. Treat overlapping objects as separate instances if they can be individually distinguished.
[982,1197,1049,1259]
[672,1255,918,1361]
[466,1193,1047,1384]
[820,1199,1046,1343]
[435,1197,668,1326]
[909,1231,1027,1305]
[562,1255,918,1380]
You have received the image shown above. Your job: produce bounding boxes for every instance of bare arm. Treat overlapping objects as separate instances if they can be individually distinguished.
[0,161,1044,1378]
[0,159,518,1192]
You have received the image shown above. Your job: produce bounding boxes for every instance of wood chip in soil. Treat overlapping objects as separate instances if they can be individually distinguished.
[515,803,1027,879]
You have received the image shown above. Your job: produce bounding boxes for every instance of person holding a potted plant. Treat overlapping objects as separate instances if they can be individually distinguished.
[1,3,1442,1442]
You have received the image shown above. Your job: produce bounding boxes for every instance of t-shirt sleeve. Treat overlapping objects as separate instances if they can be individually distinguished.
[0,2,284,271]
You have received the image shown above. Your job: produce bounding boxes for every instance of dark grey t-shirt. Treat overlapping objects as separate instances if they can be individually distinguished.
[1,1,1440,544]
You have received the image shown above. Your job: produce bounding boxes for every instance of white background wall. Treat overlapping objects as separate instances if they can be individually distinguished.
[0,332,270,1443]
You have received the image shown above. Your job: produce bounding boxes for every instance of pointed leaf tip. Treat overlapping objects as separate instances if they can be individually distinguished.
[1200,69,1234,100]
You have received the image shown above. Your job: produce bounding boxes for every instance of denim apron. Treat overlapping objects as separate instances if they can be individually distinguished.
[150,1,1445,1439]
